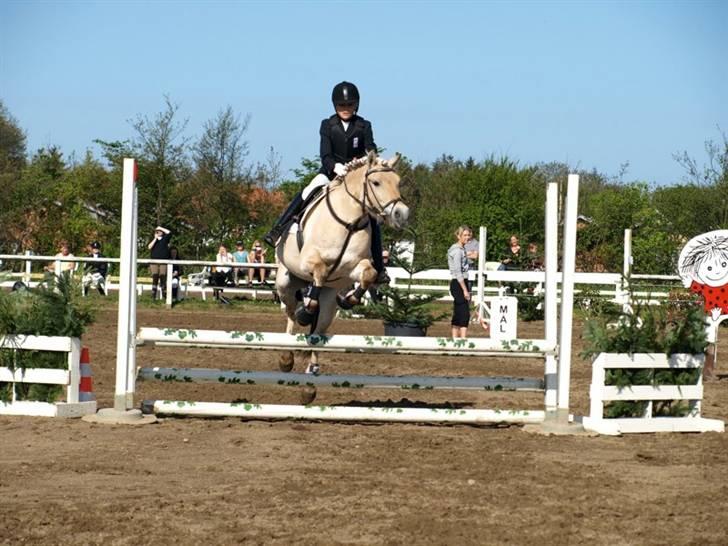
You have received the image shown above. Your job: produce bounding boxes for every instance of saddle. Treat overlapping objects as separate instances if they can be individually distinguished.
[284,188,328,251]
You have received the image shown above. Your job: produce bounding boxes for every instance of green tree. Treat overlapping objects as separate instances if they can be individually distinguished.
[0,101,27,252]
[129,96,191,234]
[180,106,252,248]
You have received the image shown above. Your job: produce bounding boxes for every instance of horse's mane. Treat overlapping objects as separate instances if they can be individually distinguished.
[329,156,375,190]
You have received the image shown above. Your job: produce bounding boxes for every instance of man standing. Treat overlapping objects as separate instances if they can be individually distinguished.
[147,226,172,300]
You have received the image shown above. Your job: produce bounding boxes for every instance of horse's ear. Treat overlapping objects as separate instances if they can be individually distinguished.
[367,149,377,168]
[389,153,401,168]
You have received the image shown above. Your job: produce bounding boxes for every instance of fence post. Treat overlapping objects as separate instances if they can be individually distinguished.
[621,228,632,311]
[166,262,173,308]
[24,250,32,284]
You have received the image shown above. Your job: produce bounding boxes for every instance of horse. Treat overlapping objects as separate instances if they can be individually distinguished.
[275,151,409,375]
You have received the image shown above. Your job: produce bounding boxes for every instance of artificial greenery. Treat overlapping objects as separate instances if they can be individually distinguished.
[581,293,707,418]
[0,272,95,403]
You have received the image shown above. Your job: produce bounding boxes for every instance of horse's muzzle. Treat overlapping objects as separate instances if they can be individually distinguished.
[385,203,410,229]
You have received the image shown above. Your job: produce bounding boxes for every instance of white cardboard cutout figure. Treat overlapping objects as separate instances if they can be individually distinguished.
[678,229,728,321]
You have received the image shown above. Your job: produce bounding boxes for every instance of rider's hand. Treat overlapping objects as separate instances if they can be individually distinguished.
[463,290,471,301]
[333,163,347,177]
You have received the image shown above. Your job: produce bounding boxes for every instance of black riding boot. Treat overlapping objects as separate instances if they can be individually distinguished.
[370,222,390,284]
[264,192,305,247]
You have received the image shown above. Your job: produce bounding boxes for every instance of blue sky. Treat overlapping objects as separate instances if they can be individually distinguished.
[1,0,726,185]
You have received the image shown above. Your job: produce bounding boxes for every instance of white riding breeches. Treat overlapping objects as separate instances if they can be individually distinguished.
[302,173,331,200]
[82,272,105,289]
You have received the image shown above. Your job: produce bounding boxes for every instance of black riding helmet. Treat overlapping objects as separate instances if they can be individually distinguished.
[331,81,360,108]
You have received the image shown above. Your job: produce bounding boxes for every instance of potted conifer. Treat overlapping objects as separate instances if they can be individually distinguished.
[365,228,447,336]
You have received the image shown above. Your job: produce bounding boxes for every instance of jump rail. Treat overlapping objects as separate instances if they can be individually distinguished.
[138,367,544,391]
[142,401,546,424]
[136,327,554,358]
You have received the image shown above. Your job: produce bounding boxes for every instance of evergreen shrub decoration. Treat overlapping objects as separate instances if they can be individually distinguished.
[581,296,707,418]
[575,285,620,317]
[363,228,448,332]
[0,273,95,403]
[517,290,544,322]
[365,285,446,331]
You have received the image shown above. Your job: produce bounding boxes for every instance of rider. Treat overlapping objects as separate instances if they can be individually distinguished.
[263,81,388,283]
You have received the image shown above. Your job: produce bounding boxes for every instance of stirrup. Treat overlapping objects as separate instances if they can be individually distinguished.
[263,230,279,248]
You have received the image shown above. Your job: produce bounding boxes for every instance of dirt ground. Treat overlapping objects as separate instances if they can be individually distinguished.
[1,304,727,545]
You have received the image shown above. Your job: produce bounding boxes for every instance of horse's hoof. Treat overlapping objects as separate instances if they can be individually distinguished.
[300,386,317,405]
[279,352,294,373]
[295,305,315,326]
[336,292,357,310]
[304,362,320,375]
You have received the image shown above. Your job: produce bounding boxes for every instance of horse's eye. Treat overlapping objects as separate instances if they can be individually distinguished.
[372,180,381,187]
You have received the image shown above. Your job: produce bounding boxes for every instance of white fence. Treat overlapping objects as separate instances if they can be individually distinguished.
[581,353,724,435]
[1,253,682,309]
[0,335,96,417]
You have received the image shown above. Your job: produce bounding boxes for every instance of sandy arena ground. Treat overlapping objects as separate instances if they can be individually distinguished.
[1,304,727,545]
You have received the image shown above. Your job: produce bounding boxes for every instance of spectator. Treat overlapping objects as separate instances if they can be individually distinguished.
[211,244,233,304]
[147,226,172,300]
[448,226,473,339]
[232,241,250,286]
[526,242,544,271]
[82,241,108,296]
[501,234,523,271]
[169,247,183,301]
[464,234,479,282]
[250,240,268,285]
[47,241,76,275]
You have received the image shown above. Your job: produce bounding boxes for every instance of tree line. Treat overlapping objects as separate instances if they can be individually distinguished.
[1,97,726,275]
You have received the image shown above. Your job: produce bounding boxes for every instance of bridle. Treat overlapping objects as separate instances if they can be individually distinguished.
[328,165,402,228]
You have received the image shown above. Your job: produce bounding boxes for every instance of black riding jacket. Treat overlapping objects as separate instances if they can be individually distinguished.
[319,114,376,179]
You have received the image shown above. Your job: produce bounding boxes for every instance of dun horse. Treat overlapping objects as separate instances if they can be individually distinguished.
[275,151,409,374]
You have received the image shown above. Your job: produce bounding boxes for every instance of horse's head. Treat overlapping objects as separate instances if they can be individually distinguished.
[352,150,409,230]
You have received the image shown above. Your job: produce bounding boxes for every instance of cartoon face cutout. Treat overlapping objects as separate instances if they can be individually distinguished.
[678,230,728,289]
[696,255,728,287]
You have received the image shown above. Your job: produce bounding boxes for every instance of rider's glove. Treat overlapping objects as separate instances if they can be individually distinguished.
[333,163,347,177]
